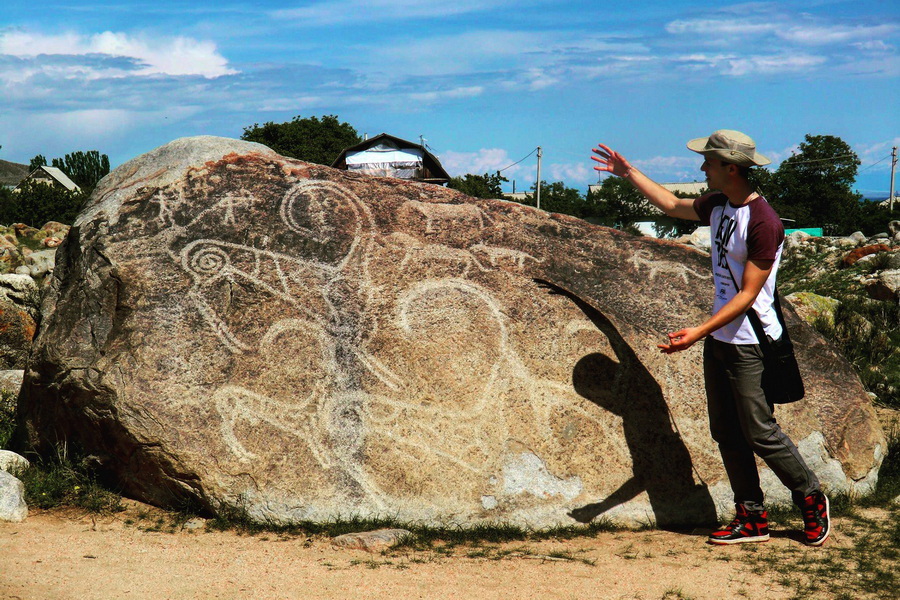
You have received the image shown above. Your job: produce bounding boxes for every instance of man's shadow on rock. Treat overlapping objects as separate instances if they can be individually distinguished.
[534,279,717,529]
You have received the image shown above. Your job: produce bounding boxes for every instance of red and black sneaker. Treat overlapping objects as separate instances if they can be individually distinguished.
[800,491,830,546]
[708,504,770,545]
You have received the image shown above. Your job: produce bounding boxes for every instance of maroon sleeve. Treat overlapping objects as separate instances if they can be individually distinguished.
[693,192,726,226]
[747,199,785,261]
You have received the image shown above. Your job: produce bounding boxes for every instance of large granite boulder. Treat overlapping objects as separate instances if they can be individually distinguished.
[15,137,886,528]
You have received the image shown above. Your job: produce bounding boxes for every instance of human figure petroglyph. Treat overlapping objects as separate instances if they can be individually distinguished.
[629,248,711,284]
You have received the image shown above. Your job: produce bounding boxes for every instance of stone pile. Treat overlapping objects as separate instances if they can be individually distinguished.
[784,228,900,303]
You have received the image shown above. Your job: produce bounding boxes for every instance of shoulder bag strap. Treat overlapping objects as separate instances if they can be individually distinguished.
[722,259,787,349]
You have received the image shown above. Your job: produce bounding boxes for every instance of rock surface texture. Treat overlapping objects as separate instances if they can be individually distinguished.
[16,137,886,528]
[0,470,27,522]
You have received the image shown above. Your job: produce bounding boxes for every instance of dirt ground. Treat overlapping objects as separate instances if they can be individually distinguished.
[2,407,895,600]
[0,500,837,600]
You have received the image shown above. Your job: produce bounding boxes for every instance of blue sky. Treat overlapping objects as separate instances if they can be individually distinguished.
[1,1,897,196]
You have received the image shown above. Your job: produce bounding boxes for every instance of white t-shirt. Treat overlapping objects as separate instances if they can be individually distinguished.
[693,192,784,345]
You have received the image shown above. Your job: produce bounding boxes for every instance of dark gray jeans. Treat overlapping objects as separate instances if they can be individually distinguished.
[703,337,820,509]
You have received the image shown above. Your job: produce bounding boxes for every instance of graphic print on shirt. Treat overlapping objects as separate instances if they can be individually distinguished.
[713,210,737,301]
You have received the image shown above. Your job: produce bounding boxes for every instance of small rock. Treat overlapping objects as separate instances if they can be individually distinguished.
[13,266,30,276]
[784,230,810,251]
[0,451,29,475]
[181,517,206,531]
[0,274,39,307]
[842,244,891,267]
[784,292,840,326]
[0,370,23,395]
[331,528,412,553]
[12,224,38,239]
[42,237,63,248]
[689,226,711,250]
[25,249,56,280]
[0,470,28,522]
[849,231,867,245]
[888,220,900,237]
[865,269,900,302]
[886,251,900,270]
[40,222,71,237]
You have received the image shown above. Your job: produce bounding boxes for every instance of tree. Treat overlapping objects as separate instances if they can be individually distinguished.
[0,180,87,226]
[447,172,508,199]
[588,176,656,229]
[241,114,361,166]
[50,150,110,193]
[29,155,47,171]
[767,135,862,235]
[517,180,596,218]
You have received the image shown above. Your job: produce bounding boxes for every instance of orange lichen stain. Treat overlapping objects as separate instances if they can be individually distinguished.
[204,152,268,171]
[282,164,311,179]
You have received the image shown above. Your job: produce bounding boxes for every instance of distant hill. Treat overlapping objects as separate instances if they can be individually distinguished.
[0,159,30,188]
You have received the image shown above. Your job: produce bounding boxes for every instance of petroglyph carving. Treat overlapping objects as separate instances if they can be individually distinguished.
[399,200,488,235]
[629,249,710,284]
[470,243,541,269]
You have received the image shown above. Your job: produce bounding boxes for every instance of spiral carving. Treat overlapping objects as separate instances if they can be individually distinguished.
[186,244,230,278]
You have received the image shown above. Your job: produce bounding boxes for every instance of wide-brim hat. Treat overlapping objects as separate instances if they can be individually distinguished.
[687,129,771,167]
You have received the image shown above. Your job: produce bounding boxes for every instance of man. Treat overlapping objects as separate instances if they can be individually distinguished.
[591,130,829,546]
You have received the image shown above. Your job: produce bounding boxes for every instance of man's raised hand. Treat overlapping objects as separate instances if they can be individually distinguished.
[591,144,633,178]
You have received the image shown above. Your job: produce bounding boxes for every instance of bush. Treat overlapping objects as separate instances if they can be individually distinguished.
[0,390,15,449]
[0,181,87,226]
[812,298,900,408]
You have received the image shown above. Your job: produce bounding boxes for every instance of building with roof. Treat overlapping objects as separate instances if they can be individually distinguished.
[16,166,81,192]
[331,133,450,185]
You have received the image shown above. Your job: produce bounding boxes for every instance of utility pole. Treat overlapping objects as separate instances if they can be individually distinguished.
[890,146,897,212]
[536,146,543,211]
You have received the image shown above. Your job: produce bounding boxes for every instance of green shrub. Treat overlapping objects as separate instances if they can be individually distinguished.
[0,390,15,449]
[812,298,900,408]
[19,445,123,513]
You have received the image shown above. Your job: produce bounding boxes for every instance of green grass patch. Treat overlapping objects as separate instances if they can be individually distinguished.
[207,500,617,550]
[18,445,124,513]
[737,426,900,600]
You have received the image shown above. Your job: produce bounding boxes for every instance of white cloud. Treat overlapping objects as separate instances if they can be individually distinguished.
[857,138,900,172]
[272,0,517,25]
[633,155,704,182]
[0,30,236,78]
[666,14,898,49]
[407,86,484,103]
[721,54,827,76]
[440,148,531,178]
[665,18,773,37]
[780,24,897,46]
[851,40,895,53]
[549,162,592,185]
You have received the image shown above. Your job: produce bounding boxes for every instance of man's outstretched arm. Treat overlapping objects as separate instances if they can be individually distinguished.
[592,143,700,222]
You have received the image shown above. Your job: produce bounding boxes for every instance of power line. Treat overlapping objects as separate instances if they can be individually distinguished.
[858,154,892,173]
[780,153,858,166]
[498,147,538,173]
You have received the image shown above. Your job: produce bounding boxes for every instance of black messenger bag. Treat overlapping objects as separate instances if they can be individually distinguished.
[745,291,805,404]
[725,261,805,404]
